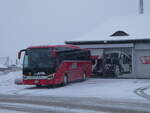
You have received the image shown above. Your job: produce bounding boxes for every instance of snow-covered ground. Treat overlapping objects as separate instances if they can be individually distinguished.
[0,64,7,68]
[0,102,110,113]
[0,72,3,75]
[0,71,150,101]
[145,87,150,95]
[0,109,26,113]
[0,71,27,94]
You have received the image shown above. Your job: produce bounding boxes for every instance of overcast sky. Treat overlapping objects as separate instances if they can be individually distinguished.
[0,0,150,62]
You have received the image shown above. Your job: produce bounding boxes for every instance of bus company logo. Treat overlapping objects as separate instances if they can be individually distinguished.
[140,56,150,64]
[71,63,77,69]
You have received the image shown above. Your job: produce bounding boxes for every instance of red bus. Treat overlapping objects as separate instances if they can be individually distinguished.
[18,45,92,86]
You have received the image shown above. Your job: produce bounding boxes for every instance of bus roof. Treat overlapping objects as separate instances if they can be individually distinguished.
[27,44,83,50]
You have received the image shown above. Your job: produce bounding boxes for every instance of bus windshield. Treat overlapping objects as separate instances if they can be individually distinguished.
[23,48,57,73]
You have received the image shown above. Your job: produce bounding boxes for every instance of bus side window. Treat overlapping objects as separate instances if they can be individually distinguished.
[76,51,90,60]
[77,51,84,60]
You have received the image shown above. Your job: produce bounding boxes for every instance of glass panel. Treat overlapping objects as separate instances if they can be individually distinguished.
[23,48,57,74]
[23,55,29,68]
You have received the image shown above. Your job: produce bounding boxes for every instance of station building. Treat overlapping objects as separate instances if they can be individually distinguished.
[66,15,150,78]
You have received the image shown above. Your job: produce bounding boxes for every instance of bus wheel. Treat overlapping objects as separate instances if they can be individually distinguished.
[63,75,68,86]
[82,73,87,81]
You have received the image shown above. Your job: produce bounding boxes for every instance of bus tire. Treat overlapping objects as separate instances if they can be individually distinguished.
[63,75,68,86]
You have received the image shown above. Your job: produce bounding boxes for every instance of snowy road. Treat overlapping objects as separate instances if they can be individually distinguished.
[0,95,150,113]
[0,71,150,112]
[145,87,150,96]
[0,100,107,113]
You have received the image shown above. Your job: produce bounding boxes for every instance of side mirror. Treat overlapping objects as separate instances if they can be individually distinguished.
[18,51,21,59]
[18,49,26,59]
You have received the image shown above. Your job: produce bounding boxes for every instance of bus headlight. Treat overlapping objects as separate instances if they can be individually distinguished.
[47,73,55,80]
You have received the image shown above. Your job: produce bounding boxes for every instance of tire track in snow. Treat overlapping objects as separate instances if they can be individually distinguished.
[134,86,150,100]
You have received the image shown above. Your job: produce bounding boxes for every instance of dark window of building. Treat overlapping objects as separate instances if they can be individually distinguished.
[110,31,130,37]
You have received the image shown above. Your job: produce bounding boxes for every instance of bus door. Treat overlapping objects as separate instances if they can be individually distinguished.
[69,62,79,81]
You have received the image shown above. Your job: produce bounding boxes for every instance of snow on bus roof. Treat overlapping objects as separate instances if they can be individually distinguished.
[66,14,150,44]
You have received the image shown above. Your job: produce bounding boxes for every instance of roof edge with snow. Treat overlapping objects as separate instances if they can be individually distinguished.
[65,38,150,45]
